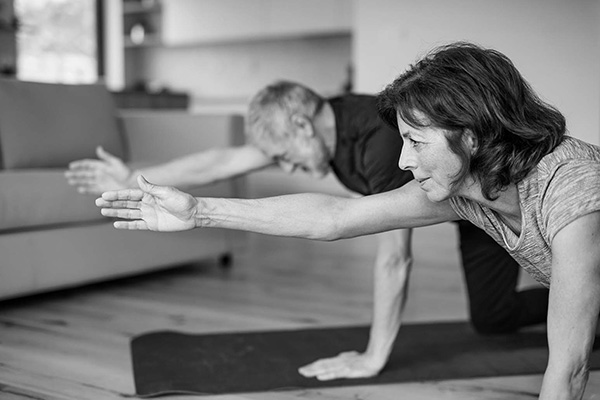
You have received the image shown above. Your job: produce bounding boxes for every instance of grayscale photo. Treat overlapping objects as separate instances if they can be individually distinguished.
[1,1,600,399]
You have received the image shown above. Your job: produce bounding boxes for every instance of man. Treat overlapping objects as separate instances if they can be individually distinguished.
[67,80,549,380]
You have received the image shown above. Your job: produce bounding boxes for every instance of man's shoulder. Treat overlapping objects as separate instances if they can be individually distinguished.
[329,93,380,124]
[328,93,377,104]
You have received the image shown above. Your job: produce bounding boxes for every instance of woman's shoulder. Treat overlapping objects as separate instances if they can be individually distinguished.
[536,136,600,177]
[545,136,600,162]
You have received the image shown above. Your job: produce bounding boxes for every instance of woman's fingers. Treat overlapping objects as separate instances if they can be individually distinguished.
[298,351,377,381]
[100,207,143,220]
[298,356,350,379]
[300,359,351,381]
[113,220,148,230]
[99,189,144,202]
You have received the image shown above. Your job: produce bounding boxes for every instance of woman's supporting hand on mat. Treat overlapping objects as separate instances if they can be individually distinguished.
[298,350,384,381]
[96,175,198,232]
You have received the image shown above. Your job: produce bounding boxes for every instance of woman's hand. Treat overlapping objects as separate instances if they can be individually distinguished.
[96,175,198,232]
[298,350,385,381]
[66,146,133,195]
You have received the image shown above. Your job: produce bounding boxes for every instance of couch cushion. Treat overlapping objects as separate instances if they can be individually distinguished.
[0,170,104,231]
[0,79,125,170]
[0,169,237,232]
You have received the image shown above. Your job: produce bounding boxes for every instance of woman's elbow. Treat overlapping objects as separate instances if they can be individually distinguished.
[305,215,346,242]
[306,223,343,242]
[301,196,358,241]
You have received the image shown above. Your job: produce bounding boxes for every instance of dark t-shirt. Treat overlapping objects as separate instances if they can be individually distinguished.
[329,94,413,195]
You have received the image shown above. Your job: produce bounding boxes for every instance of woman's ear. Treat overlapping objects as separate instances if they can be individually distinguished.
[464,129,478,154]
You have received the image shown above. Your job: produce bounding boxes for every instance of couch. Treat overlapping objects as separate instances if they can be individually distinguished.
[0,78,245,301]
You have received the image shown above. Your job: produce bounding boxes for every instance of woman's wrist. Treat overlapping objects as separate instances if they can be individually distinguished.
[192,197,212,229]
[362,349,389,372]
[364,339,394,368]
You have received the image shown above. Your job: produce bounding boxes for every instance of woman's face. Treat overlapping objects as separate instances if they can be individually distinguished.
[396,112,468,202]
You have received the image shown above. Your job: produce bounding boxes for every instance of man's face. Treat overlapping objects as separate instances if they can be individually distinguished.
[260,116,331,179]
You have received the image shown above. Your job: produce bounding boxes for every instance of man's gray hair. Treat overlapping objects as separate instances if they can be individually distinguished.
[245,81,325,147]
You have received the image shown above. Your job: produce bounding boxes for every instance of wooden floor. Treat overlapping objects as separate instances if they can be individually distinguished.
[1,223,600,399]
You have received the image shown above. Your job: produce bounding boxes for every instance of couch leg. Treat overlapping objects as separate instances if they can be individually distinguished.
[218,252,233,269]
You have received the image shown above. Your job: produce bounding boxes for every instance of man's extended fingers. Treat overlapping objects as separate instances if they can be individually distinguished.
[65,169,97,181]
[97,146,119,162]
[77,186,93,194]
[68,159,104,170]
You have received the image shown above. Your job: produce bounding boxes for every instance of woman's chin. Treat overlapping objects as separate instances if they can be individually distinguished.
[424,190,451,203]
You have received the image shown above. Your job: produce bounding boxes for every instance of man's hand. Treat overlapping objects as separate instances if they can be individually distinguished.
[65,146,132,195]
[298,350,384,381]
[96,176,198,232]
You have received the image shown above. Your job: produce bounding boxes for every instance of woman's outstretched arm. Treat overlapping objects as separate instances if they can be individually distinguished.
[96,176,458,240]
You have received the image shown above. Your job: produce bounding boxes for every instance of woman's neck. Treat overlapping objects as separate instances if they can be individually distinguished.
[461,181,522,234]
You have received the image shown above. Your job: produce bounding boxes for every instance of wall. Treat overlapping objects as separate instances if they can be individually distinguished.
[354,0,600,144]
[104,0,124,90]
[132,34,352,111]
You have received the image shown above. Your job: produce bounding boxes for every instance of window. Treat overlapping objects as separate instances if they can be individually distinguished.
[15,0,98,83]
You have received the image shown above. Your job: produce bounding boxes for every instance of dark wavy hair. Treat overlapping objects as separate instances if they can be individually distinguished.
[377,42,566,200]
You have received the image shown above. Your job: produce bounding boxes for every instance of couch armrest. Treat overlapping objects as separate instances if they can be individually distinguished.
[118,111,245,164]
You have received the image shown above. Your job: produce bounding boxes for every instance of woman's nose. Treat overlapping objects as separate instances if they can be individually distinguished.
[398,147,416,171]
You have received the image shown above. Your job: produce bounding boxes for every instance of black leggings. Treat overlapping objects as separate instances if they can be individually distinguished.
[456,220,549,334]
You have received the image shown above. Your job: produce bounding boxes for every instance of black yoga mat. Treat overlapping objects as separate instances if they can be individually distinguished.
[130,321,600,397]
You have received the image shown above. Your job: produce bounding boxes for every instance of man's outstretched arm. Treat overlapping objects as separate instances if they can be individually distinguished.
[66,144,273,195]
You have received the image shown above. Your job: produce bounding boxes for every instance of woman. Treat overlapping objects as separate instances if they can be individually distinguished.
[97,42,600,399]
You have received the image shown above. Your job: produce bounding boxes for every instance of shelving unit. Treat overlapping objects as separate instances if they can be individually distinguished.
[0,0,16,76]
[122,0,162,48]
[160,0,351,47]
[121,0,351,49]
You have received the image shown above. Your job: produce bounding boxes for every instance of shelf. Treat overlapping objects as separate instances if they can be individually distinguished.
[125,30,350,50]
[122,0,351,50]
[124,33,162,48]
[123,1,161,15]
